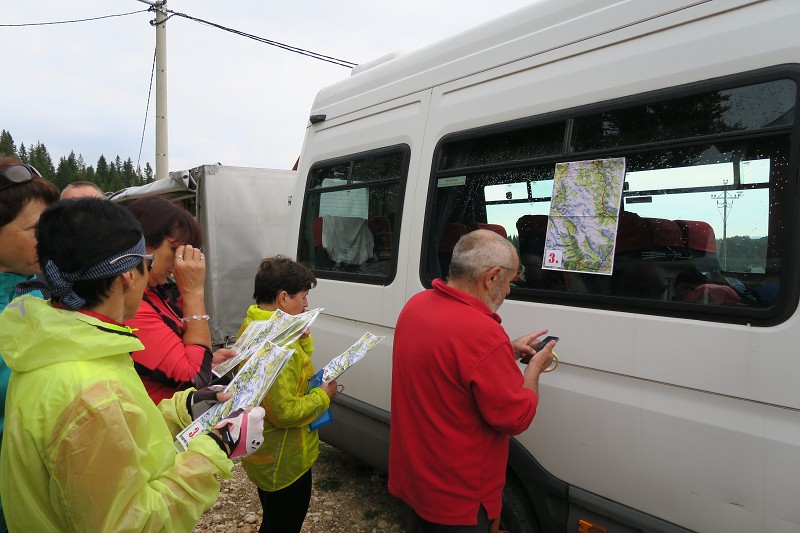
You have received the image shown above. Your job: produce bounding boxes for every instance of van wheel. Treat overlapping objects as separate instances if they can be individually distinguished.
[500,475,541,533]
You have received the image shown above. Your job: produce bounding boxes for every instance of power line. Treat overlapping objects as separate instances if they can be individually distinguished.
[166,10,357,68]
[2,6,357,68]
[137,47,157,170]
[0,9,149,27]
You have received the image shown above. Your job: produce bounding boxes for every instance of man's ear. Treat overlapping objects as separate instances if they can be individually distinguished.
[483,266,502,289]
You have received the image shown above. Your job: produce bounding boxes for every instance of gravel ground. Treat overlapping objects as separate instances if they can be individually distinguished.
[194,442,407,532]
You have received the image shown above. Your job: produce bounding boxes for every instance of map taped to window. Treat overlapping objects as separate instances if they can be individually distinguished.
[543,158,626,275]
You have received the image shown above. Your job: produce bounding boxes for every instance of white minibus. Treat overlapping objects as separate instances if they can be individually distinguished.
[287,1,800,531]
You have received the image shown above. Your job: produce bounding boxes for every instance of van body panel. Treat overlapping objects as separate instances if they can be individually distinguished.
[290,1,800,531]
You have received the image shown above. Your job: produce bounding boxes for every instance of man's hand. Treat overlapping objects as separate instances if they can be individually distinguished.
[519,334,557,395]
[511,329,549,361]
[525,340,556,375]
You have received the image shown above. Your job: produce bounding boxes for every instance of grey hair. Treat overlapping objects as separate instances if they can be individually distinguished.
[449,229,516,282]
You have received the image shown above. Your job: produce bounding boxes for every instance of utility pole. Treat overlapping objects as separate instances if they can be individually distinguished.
[711,179,743,270]
[138,0,169,180]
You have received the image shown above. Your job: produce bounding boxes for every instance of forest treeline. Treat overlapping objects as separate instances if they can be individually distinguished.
[0,129,155,193]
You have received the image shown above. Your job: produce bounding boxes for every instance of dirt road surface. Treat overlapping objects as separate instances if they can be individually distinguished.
[194,442,407,532]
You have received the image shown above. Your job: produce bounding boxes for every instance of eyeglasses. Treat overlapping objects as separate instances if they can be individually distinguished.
[109,253,155,272]
[493,263,526,280]
[0,164,41,192]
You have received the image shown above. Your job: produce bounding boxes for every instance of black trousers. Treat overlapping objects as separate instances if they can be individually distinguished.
[409,504,492,533]
[256,468,313,533]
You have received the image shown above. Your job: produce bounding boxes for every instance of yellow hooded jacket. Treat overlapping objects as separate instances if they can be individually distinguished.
[237,305,330,491]
[0,296,233,532]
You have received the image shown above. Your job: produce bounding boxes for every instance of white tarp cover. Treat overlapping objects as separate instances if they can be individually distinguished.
[108,173,196,204]
[196,165,295,345]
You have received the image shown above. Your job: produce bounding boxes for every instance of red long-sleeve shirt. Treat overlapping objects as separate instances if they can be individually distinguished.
[126,287,210,404]
[388,279,538,525]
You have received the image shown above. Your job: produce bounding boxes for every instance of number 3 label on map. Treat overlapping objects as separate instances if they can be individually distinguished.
[543,249,563,269]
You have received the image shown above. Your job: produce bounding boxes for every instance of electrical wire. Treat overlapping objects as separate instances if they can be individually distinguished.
[167,10,357,68]
[3,7,356,68]
[137,47,157,170]
[0,9,149,27]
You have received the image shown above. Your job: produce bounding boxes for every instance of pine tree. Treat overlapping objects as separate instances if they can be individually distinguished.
[28,142,56,182]
[95,155,110,191]
[122,158,137,188]
[4,130,156,192]
[54,151,82,190]
[0,130,17,156]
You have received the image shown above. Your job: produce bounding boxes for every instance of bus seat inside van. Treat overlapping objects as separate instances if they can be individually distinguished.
[368,215,393,260]
[470,221,508,238]
[438,222,468,277]
[615,211,651,254]
[675,219,721,272]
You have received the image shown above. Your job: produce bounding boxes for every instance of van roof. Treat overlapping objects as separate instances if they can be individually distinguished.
[311,0,752,117]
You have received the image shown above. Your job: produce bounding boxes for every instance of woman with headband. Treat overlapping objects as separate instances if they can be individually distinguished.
[0,198,265,532]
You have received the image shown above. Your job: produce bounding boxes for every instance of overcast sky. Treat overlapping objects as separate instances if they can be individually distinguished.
[2,1,533,178]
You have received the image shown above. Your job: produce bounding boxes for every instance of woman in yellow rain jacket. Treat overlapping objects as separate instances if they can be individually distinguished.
[0,199,264,532]
[237,256,337,533]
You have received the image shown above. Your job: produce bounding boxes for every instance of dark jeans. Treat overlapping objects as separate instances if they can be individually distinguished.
[408,504,492,533]
[256,469,313,533]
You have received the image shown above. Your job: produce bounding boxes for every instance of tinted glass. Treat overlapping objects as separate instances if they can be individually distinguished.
[426,76,797,324]
[439,121,564,170]
[299,148,407,281]
[571,80,795,152]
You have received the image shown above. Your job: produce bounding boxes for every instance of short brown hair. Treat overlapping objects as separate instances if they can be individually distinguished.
[253,255,317,305]
[0,156,60,227]
[127,195,202,248]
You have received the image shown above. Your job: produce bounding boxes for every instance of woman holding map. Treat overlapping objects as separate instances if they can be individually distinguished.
[0,199,265,531]
[237,255,338,533]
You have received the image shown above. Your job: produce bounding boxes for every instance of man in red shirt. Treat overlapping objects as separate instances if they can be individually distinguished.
[389,229,556,532]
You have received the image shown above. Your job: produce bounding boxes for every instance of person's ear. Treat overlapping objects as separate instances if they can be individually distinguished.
[119,270,135,292]
[483,266,502,289]
[277,290,289,309]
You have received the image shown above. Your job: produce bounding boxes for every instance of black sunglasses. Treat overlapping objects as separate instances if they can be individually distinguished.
[0,164,41,192]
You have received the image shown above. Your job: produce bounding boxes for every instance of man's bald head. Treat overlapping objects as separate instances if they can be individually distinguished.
[449,229,516,283]
[61,182,105,200]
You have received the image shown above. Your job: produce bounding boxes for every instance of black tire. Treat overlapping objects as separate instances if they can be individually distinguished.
[500,475,541,533]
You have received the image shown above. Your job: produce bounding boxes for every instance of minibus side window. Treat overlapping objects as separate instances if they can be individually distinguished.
[298,146,408,282]
[425,74,797,324]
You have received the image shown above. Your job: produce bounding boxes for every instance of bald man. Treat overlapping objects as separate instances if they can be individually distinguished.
[389,229,556,532]
[61,181,105,200]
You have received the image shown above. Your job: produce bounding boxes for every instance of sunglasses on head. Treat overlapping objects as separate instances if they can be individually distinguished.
[0,164,41,192]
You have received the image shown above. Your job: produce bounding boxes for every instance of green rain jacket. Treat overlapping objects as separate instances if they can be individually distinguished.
[237,305,330,491]
[0,296,233,532]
